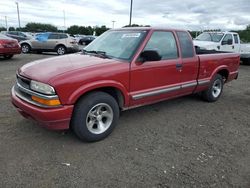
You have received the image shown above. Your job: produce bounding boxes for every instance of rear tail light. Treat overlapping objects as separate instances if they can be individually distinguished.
[70,40,77,44]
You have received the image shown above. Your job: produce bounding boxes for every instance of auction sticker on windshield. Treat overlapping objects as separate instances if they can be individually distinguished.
[122,33,141,38]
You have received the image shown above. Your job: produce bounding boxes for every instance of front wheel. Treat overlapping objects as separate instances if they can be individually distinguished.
[21,44,31,53]
[202,74,223,102]
[71,92,119,142]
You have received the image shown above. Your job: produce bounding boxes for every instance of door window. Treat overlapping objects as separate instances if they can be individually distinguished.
[233,34,239,44]
[222,34,233,44]
[144,31,178,60]
[177,31,194,58]
[59,34,68,39]
[48,34,59,39]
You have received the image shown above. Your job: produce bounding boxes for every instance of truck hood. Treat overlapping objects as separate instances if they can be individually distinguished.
[19,53,122,83]
[193,40,218,49]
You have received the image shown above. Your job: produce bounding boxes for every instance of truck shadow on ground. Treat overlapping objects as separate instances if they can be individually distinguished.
[14,94,204,144]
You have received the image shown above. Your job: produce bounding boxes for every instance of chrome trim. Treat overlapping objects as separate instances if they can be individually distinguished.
[17,73,30,82]
[198,80,210,86]
[181,82,197,89]
[13,86,61,108]
[132,86,181,100]
[132,81,198,100]
[230,71,238,75]
[17,82,58,100]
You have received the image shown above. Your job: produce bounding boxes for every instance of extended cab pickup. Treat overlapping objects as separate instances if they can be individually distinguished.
[193,31,250,64]
[11,28,240,141]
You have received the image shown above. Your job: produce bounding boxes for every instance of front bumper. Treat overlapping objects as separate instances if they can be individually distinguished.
[11,87,74,130]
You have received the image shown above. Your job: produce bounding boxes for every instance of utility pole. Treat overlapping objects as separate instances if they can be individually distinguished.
[112,20,116,29]
[129,0,133,26]
[63,10,66,32]
[5,16,8,31]
[15,2,21,29]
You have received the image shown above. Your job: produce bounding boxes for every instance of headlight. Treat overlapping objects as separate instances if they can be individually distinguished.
[30,80,55,95]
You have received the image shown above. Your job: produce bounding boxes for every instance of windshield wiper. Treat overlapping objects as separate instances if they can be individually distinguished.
[82,50,111,59]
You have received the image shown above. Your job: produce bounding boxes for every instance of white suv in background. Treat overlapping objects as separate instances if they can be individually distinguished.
[20,32,79,55]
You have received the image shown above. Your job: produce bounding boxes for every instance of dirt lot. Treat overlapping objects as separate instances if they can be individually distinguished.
[0,53,249,188]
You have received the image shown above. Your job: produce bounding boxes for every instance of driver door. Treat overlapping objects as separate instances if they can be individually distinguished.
[220,34,234,52]
[130,31,182,106]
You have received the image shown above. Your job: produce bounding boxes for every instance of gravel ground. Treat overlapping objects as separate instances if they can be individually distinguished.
[0,53,250,188]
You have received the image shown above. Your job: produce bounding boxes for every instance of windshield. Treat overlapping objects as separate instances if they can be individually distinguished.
[84,30,147,61]
[195,33,224,42]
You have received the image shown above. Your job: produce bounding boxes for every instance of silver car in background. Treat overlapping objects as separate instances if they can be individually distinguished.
[20,32,79,55]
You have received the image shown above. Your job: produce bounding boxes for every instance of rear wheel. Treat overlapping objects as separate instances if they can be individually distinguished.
[202,74,223,102]
[71,92,119,142]
[21,44,31,53]
[56,45,66,55]
[241,58,250,65]
[3,54,13,59]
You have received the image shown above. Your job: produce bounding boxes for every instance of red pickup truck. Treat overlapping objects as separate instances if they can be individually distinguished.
[11,28,240,141]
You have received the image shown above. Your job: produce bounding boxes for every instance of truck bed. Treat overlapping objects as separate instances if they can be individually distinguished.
[196,52,240,84]
[195,48,231,55]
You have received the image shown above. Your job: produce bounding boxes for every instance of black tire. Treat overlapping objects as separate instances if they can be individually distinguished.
[21,44,31,53]
[202,74,223,102]
[56,45,66,55]
[3,54,14,59]
[241,58,250,65]
[71,92,120,142]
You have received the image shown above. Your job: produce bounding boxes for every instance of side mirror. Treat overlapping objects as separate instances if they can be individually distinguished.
[139,50,162,62]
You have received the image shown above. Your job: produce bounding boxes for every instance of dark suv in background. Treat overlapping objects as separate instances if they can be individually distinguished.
[79,36,96,45]
[1,31,33,42]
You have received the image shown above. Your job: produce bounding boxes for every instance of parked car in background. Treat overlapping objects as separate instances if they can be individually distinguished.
[73,34,86,44]
[193,31,250,64]
[79,35,96,45]
[1,31,33,42]
[20,32,79,55]
[0,34,21,59]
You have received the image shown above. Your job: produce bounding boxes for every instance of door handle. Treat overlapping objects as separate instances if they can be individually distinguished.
[176,64,182,72]
[232,45,234,49]
[176,64,182,69]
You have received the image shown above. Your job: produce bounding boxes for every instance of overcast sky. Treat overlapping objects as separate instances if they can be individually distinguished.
[0,0,250,31]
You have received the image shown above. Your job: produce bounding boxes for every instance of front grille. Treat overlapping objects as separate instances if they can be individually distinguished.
[17,74,30,90]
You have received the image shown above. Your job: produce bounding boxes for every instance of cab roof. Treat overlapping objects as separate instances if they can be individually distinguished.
[112,27,187,33]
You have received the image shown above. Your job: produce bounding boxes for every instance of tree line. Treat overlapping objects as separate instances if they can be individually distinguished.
[0,22,109,36]
[0,23,249,42]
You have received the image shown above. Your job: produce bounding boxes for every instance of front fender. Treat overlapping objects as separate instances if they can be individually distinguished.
[19,40,32,46]
[67,80,130,107]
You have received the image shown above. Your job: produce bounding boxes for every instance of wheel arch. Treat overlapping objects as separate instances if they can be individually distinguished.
[21,42,31,48]
[210,66,229,82]
[55,44,67,51]
[68,82,129,110]
[217,68,229,82]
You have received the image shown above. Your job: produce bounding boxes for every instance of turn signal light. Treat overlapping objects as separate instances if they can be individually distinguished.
[31,96,61,106]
